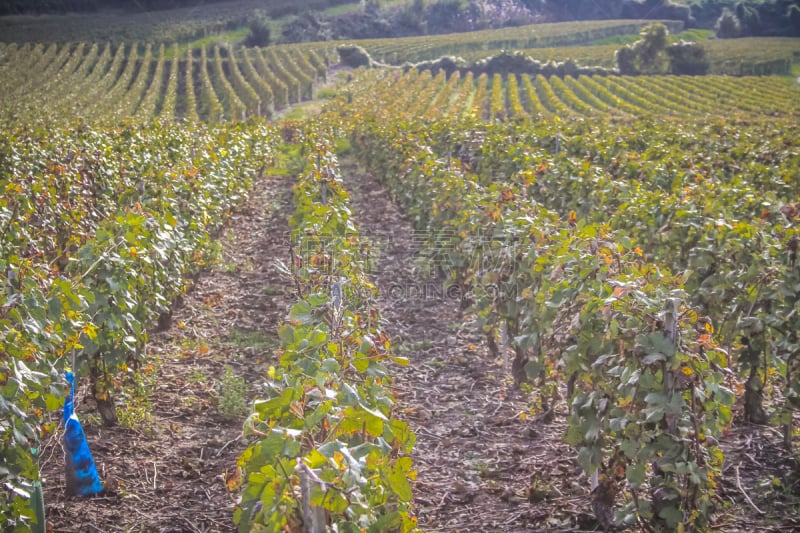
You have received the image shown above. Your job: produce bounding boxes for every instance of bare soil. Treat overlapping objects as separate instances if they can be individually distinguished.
[343,163,595,532]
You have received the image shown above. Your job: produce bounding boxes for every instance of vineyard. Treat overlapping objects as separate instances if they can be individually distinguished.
[2,9,800,533]
[0,4,252,44]
[339,68,800,120]
[316,67,800,529]
[350,20,686,63]
[0,42,335,123]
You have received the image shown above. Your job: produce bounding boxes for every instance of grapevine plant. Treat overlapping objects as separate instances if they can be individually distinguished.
[0,121,278,529]
[235,127,418,533]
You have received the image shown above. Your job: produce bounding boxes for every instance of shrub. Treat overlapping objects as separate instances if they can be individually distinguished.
[666,40,709,75]
[616,44,638,75]
[636,22,669,74]
[615,22,669,75]
[715,8,741,39]
[337,45,376,68]
[788,5,800,36]
[218,365,248,420]
[735,3,761,35]
[413,55,466,76]
[244,12,272,47]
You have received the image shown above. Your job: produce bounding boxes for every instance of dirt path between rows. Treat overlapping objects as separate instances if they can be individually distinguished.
[43,172,295,532]
[341,162,593,532]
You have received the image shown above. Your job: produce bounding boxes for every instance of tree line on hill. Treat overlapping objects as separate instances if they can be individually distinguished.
[0,0,352,18]
[530,0,800,37]
[694,0,800,36]
[0,0,213,14]
[1,0,798,40]
[278,0,800,43]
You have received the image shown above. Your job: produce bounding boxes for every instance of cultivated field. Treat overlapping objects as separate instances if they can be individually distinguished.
[1,10,800,533]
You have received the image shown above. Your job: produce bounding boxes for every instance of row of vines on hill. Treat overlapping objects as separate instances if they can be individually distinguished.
[0,42,335,125]
[323,78,800,528]
[355,20,685,64]
[341,68,799,122]
[234,123,417,532]
[0,122,279,530]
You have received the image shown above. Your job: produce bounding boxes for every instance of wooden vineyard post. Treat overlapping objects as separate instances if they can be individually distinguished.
[555,124,562,156]
[662,297,679,430]
[785,350,796,452]
[651,298,681,523]
[782,238,799,452]
[299,465,326,533]
[318,153,328,205]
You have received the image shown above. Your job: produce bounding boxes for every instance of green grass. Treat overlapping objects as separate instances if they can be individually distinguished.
[583,28,712,46]
[581,34,641,46]
[316,87,340,99]
[280,102,317,120]
[164,26,252,60]
[321,0,410,16]
[674,28,713,42]
[271,143,305,175]
[396,339,433,354]
[320,2,368,16]
[334,136,351,155]
[226,328,277,352]
[184,28,250,51]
